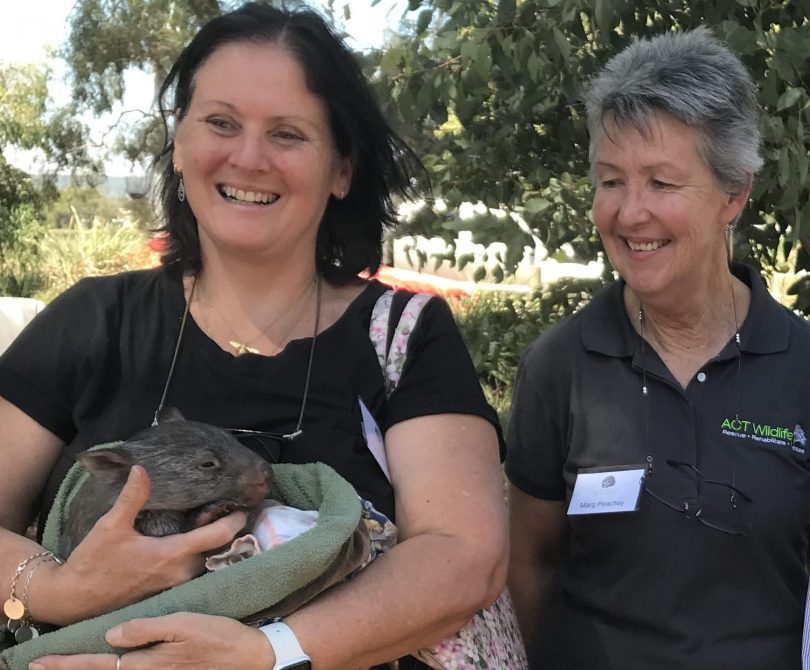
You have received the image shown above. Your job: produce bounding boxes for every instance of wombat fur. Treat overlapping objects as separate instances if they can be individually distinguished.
[61,410,274,558]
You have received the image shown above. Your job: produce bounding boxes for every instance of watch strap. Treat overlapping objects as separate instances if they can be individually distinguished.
[259,620,311,670]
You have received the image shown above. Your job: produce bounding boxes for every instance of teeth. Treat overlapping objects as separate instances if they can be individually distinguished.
[221,185,279,204]
[627,239,667,252]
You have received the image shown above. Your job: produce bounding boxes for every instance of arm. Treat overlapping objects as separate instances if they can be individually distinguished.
[283,412,507,668]
[40,412,507,670]
[0,393,65,547]
[502,333,572,654]
[507,484,568,654]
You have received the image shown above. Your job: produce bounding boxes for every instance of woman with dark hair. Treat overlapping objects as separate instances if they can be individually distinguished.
[0,4,508,669]
[506,27,810,670]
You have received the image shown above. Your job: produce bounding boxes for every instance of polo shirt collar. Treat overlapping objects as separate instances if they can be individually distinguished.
[580,280,636,357]
[734,262,790,354]
[580,262,790,358]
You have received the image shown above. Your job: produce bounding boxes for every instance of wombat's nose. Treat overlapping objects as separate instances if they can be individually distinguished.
[243,462,273,505]
[258,461,273,486]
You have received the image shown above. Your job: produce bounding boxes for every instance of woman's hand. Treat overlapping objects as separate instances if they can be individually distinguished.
[36,466,248,625]
[29,613,273,670]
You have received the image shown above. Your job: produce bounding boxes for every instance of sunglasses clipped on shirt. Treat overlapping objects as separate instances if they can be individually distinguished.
[225,427,303,464]
[643,458,753,536]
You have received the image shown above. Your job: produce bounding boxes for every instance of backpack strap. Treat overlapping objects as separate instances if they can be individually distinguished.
[369,290,433,398]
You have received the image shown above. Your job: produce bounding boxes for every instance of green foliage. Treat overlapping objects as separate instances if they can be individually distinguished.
[62,0,240,163]
[453,276,602,426]
[0,62,95,296]
[0,63,93,174]
[0,64,49,149]
[64,0,224,113]
[62,1,348,163]
[372,0,810,314]
[0,158,47,297]
[34,214,157,303]
[44,186,156,230]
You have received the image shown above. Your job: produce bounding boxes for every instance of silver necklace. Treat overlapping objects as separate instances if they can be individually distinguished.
[152,274,321,436]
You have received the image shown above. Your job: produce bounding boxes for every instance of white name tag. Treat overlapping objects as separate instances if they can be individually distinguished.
[359,396,391,483]
[567,466,646,515]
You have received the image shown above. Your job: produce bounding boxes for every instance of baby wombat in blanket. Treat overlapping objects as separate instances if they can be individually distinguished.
[61,414,274,558]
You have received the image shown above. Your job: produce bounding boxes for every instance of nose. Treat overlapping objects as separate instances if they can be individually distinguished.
[253,461,273,486]
[616,184,652,228]
[243,461,274,504]
[260,461,273,487]
[228,130,272,172]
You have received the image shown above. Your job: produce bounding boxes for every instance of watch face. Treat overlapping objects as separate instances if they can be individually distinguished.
[283,663,311,670]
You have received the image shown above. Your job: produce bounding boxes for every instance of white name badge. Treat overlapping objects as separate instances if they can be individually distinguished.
[567,466,646,515]
[358,396,391,483]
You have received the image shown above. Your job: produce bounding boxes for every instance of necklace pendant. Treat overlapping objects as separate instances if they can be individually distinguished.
[229,340,260,356]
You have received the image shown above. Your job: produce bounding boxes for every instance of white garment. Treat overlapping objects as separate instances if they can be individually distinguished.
[204,502,319,572]
[0,297,45,355]
[802,589,810,670]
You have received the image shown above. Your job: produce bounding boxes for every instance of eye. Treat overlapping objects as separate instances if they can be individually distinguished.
[651,179,674,189]
[206,117,236,133]
[599,178,621,189]
[198,458,221,470]
[271,129,304,143]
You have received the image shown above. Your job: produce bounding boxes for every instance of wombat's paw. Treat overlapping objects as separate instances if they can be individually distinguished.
[191,500,245,527]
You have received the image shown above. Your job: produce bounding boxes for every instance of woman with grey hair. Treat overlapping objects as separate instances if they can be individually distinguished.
[506,26,810,669]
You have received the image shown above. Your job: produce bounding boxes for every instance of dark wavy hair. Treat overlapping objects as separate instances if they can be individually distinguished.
[154,2,423,283]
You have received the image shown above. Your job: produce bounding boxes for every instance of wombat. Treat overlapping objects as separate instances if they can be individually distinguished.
[61,410,274,558]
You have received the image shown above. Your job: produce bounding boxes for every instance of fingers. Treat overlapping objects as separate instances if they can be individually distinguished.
[32,615,270,670]
[106,614,184,648]
[104,466,150,529]
[29,653,119,670]
[175,510,249,554]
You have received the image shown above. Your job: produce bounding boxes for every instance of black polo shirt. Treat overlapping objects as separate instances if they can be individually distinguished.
[506,263,810,670]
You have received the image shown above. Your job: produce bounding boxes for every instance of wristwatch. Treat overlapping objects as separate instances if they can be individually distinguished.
[258,620,312,670]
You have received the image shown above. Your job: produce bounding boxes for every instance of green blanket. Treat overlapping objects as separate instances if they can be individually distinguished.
[1,453,365,670]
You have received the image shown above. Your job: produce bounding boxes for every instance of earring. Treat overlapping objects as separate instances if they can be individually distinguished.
[725,222,734,263]
[177,176,186,203]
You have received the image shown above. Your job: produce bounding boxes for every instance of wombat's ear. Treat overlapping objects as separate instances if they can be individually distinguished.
[156,406,185,423]
[77,449,134,475]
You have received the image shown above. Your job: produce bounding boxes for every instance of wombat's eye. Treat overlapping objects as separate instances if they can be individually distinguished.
[199,459,221,470]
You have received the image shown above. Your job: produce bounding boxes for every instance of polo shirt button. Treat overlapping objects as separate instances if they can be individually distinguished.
[697,372,707,383]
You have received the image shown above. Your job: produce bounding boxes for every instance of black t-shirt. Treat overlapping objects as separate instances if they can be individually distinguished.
[0,268,501,524]
[506,263,810,670]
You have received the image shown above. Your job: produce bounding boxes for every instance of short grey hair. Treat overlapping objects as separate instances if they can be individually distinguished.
[585,26,763,195]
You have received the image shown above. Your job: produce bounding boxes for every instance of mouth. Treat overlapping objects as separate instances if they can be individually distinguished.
[218,184,280,205]
[623,238,670,252]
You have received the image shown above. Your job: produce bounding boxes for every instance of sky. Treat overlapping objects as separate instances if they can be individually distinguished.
[0,0,408,175]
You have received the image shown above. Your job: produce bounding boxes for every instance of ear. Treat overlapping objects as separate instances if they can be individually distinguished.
[720,175,752,228]
[331,156,353,200]
[156,406,185,423]
[77,448,134,475]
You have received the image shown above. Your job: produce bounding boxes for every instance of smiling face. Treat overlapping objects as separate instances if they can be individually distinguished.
[172,41,351,265]
[591,111,747,305]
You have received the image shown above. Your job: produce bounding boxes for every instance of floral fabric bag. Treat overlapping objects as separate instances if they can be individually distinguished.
[368,289,528,670]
